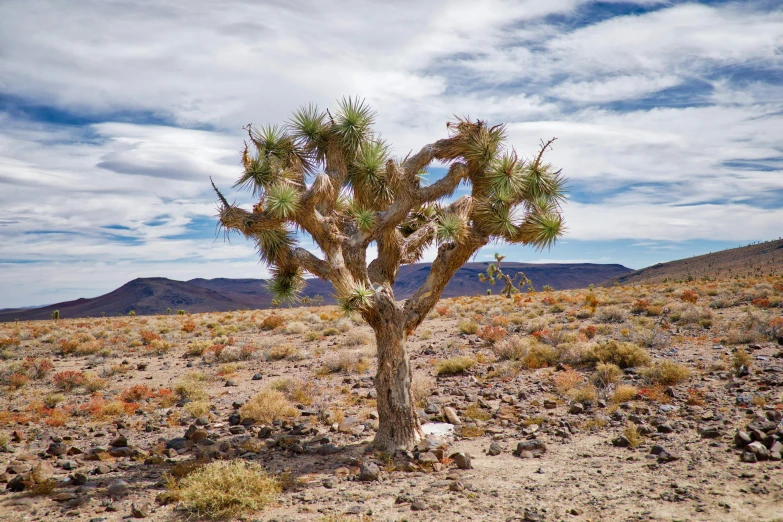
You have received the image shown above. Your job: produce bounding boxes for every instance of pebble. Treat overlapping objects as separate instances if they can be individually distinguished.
[514,440,546,457]
[359,461,380,481]
[452,452,472,469]
[488,442,502,456]
[443,407,461,425]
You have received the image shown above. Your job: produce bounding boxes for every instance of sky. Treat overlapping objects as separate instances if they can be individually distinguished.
[0,0,782,308]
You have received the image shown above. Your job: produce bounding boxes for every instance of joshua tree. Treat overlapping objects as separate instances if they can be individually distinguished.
[478,253,533,298]
[212,98,566,450]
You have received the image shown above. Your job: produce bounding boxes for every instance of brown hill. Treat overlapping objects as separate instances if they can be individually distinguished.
[0,262,632,322]
[610,239,783,285]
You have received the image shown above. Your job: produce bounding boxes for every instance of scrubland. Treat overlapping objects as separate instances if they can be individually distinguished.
[0,275,782,521]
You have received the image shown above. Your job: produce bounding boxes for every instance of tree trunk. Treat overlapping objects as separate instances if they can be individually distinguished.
[372,319,423,451]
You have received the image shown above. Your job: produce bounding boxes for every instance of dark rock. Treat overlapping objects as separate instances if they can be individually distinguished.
[488,442,502,456]
[358,462,380,482]
[747,441,770,461]
[6,474,27,492]
[228,413,241,426]
[131,503,149,518]
[568,403,584,414]
[452,452,472,469]
[741,451,757,463]
[700,426,721,439]
[612,436,630,448]
[735,430,752,447]
[514,440,546,456]
[252,373,262,381]
[110,436,128,448]
[411,499,427,511]
[166,437,188,450]
[47,443,68,456]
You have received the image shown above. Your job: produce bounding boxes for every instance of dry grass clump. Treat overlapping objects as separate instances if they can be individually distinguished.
[343,331,372,346]
[642,360,690,385]
[463,403,492,421]
[240,389,300,424]
[612,384,639,403]
[284,321,307,334]
[458,320,479,335]
[522,343,559,369]
[591,362,622,388]
[185,400,212,418]
[436,356,476,376]
[319,350,371,375]
[174,372,210,401]
[186,339,212,356]
[411,373,434,407]
[553,368,583,395]
[492,336,528,361]
[269,377,315,405]
[568,383,597,402]
[260,315,285,331]
[593,305,628,323]
[731,348,753,370]
[166,460,280,519]
[587,340,650,368]
[623,422,643,448]
[267,343,300,361]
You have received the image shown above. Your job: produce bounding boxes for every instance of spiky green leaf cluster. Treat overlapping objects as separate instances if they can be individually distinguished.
[435,213,466,244]
[265,267,305,304]
[334,97,375,155]
[338,283,375,313]
[265,183,300,220]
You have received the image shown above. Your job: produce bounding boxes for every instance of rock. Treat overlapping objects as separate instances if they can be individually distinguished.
[700,426,721,439]
[110,436,128,448]
[62,461,78,471]
[488,442,502,456]
[94,464,112,475]
[228,413,241,426]
[107,480,130,499]
[51,492,78,501]
[747,441,770,461]
[31,461,55,483]
[514,440,546,457]
[449,480,465,492]
[657,423,674,434]
[224,380,238,387]
[569,403,584,414]
[358,462,380,482]
[252,373,262,381]
[569,507,584,516]
[108,447,135,458]
[741,451,757,463]
[425,404,441,415]
[166,437,188,450]
[337,417,360,434]
[70,473,88,486]
[524,507,545,521]
[47,443,68,456]
[6,474,28,492]
[452,452,473,469]
[418,452,438,464]
[228,425,245,435]
[411,499,427,511]
[315,444,340,456]
[543,399,557,409]
[443,407,462,425]
[5,463,30,475]
[322,477,335,488]
[657,451,681,463]
[612,436,630,448]
[131,503,149,518]
[735,430,752,447]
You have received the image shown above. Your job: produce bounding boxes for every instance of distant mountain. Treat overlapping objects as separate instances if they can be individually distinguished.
[609,239,783,286]
[0,262,632,322]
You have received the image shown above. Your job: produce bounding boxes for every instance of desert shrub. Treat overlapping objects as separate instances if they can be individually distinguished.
[52,371,86,391]
[149,339,171,355]
[267,344,300,361]
[260,315,284,331]
[269,377,314,405]
[477,325,507,344]
[185,400,212,418]
[680,290,698,303]
[612,385,638,403]
[522,343,560,369]
[568,383,597,402]
[322,328,339,336]
[22,357,54,379]
[140,330,162,345]
[593,305,627,323]
[344,331,371,346]
[83,372,107,392]
[182,322,197,333]
[0,337,20,349]
[121,384,155,402]
[240,389,300,424]
[7,373,29,390]
[174,372,210,401]
[553,368,583,395]
[219,346,242,362]
[458,320,479,335]
[587,340,650,368]
[436,356,476,376]
[320,350,371,375]
[411,373,434,407]
[166,460,280,520]
[284,321,306,335]
[492,336,528,361]
[642,360,690,385]
[43,393,65,408]
[463,403,492,421]
[187,339,211,356]
[623,423,643,448]
[304,331,321,342]
[731,348,752,370]
[580,325,597,339]
[591,362,622,388]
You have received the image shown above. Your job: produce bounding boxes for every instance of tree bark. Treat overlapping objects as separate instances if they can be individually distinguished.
[371,317,422,451]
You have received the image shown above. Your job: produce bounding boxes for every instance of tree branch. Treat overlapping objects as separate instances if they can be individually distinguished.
[290,247,331,279]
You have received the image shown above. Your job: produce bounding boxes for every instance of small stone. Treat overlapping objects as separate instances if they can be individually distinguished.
[612,436,630,448]
[569,507,584,516]
[568,403,584,414]
[452,452,472,470]
[358,461,380,482]
[252,373,262,381]
[418,452,438,464]
[488,442,502,456]
[47,443,68,456]
[657,451,681,463]
[700,426,721,439]
[131,503,149,518]
[228,413,241,426]
[657,423,674,434]
[524,507,545,521]
[449,480,465,492]
[94,464,112,475]
[735,430,752,447]
[543,399,557,409]
[411,499,427,511]
[51,492,78,501]
[31,461,55,483]
[443,407,461,425]
[224,380,238,387]
[166,437,188,450]
[70,473,88,486]
[6,474,28,492]
[425,404,441,415]
[514,440,547,457]
[110,436,128,448]
[741,451,758,463]
[747,441,770,461]
[322,477,335,488]
[107,480,130,499]
[229,425,245,435]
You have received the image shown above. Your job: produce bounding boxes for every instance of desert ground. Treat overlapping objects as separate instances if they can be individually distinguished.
[0,276,782,521]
